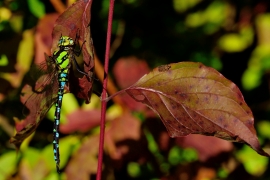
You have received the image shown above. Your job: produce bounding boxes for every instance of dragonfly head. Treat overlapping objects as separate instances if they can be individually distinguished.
[58,36,74,47]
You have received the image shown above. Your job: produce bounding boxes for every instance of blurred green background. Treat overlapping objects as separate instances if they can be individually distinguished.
[0,0,270,179]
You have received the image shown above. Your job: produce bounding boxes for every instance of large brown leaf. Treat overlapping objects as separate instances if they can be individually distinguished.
[52,0,94,103]
[123,62,269,157]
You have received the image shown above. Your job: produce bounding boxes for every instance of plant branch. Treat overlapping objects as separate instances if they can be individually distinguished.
[96,0,115,179]
[94,52,124,106]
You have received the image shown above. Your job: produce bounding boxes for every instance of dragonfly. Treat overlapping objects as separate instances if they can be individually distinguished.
[23,31,90,173]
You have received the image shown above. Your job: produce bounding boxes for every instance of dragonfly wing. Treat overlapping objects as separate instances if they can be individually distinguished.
[11,55,59,146]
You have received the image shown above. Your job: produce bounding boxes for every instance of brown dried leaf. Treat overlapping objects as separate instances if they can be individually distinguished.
[35,13,59,64]
[124,62,269,157]
[52,0,94,103]
[11,72,58,147]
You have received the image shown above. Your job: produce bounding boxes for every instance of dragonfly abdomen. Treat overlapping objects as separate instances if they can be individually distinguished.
[53,71,68,173]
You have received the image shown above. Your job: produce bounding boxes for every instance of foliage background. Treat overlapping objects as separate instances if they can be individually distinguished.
[0,0,270,179]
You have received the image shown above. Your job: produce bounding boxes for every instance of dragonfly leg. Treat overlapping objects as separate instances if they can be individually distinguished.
[74,40,86,56]
[73,29,86,56]
[75,28,80,41]
[71,54,92,78]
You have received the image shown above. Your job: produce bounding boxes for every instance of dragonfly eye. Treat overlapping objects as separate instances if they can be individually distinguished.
[58,36,74,47]
[58,37,64,46]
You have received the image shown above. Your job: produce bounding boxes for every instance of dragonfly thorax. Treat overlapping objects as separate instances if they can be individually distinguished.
[54,36,74,71]
[56,51,70,71]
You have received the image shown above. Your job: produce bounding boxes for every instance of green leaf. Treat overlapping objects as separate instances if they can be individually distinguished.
[182,148,198,162]
[47,93,79,123]
[191,52,223,71]
[168,146,182,165]
[242,68,262,90]
[127,162,141,178]
[17,29,34,73]
[144,129,159,153]
[257,120,270,139]
[42,136,80,171]
[173,0,201,13]
[219,26,253,52]
[236,145,269,176]
[0,54,8,66]
[0,151,17,180]
[62,93,79,115]
[185,1,227,33]
[24,147,40,168]
[27,0,45,18]
[219,34,248,52]
[185,12,205,27]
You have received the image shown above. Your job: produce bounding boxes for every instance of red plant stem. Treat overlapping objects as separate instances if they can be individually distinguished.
[96,0,115,180]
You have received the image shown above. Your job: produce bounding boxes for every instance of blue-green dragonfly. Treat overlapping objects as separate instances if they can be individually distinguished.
[23,32,91,173]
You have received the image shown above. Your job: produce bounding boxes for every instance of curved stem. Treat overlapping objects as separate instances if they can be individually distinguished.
[94,53,125,106]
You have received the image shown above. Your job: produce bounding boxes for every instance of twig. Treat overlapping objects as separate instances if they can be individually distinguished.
[110,20,125,58]
[94,52,124,106]
[50,0,66,13]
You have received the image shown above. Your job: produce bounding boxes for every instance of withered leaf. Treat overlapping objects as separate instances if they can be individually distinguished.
[124,62,269,157]
[52,0,94,103]
[11,69,58,147]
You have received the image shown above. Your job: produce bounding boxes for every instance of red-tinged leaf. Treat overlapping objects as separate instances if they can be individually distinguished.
[113,56,150,88]
[119,93,149,112]
[105,112,141,160]
[65,135,99,179]
[35,13,59,64]
[106,112,141,141]
[123,62,269,157]
[176,134,233,162]
[52,0,90,50]
[60,109,100,134]
[73,0,94,103]
[10,122,36,149]
[52,0,94,103]
[112,57,151,111]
